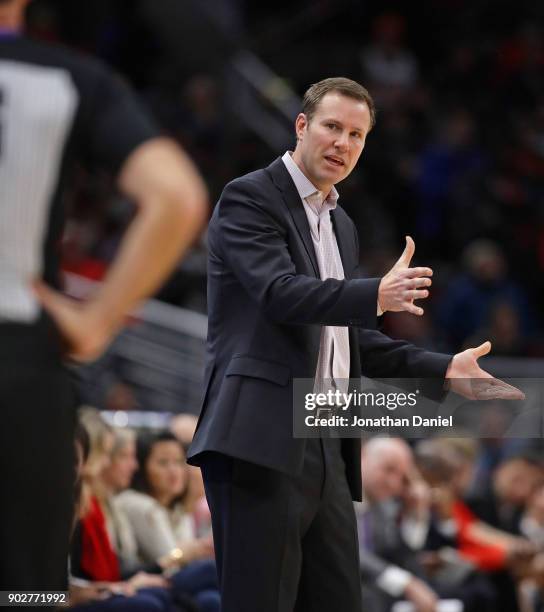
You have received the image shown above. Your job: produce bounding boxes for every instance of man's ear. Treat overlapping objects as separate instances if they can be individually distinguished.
[295,113,308,141]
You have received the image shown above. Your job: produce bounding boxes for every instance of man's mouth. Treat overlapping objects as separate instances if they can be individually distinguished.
[324,156,345,167]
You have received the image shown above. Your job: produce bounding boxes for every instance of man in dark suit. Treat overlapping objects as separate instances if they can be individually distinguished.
[187,77,522,611]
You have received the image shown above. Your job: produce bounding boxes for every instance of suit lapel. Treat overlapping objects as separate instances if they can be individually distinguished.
[266,158,320,277]
[331,208,353,280]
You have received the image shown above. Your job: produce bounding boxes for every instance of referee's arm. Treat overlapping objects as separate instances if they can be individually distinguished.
[34,136,208,361]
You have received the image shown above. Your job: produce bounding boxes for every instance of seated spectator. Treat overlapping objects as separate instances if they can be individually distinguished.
[359,12,420,110]
[416,438,536,612]
[467,451,544,535]
[170,414,212,537]
[521,484,544,548]
[469,415,533,496]
[416,439,524,570]
[170,414,199,450]
[99,426,219,612]
[358,438,435,612]
[436,240,534,351]
[413,114,487,259]
[357,437,491,612]
[117,431,219,611]
[69,409,175,612]
[466,300,529,357]
[518,484,544,611]
[100,427,146,577]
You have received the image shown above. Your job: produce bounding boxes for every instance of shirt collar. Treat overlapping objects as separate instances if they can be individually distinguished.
[281,151,339,209]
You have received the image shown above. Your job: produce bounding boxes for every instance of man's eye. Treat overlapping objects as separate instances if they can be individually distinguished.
[327,123,337,130]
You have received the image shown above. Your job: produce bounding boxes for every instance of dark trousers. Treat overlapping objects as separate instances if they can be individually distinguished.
[201,436,363,612]
[170,559,220,612]
[0,317,76,592]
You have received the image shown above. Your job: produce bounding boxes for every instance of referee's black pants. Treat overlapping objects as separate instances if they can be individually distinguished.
[201,436,363,612]
[0,317,76,592]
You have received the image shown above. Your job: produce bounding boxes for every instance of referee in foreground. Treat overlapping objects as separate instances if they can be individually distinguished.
[0,0,208,594]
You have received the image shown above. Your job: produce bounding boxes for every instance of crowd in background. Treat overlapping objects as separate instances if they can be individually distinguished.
[70,407,544,612]
[356,433,544,612]
[69,409,220,611]
[21,0,544,355]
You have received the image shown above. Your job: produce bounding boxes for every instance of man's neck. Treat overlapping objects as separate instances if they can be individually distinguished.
[290,150,333,196]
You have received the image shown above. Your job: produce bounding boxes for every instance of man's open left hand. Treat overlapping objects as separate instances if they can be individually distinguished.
[446,341,525,400]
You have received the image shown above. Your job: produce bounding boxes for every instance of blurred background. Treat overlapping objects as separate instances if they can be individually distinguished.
[15,3,544,611]
[23,0,544,414]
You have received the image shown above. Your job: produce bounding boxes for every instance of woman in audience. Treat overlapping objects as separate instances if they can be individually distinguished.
[169,414,212,538]
[116,430,220,612]
[99,427,146,577]
[69,409,177,612]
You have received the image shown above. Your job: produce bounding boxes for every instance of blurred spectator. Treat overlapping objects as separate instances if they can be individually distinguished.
[467,453,544,535]
[359,12,420,110]
[357,437,492,612]
[169,414,211,537]
[521,485,544,549]
[357,437,439,612]
[170,414,199,450]
[417,439,537,612]
[467,411,531,496]
[414,111,487,256]
[436,239,534,350]
[472,301,527,356]
[70,409,174,612]
[416,438,533,564]
[117,431,220,611]
[100,428,141,577]
[101,426,217,611]
[495,23,544,107]
[383,311,442,352]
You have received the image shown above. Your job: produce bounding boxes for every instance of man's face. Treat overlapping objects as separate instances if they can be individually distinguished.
[292,91,371,193]
[362,447,411,502]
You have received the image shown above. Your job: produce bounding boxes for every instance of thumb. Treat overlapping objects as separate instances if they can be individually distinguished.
[32,279,70,317]
[471,341,492,359]
[32,279,57,308]
[396,235,415,267]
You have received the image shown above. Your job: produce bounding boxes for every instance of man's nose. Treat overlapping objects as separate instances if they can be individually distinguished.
[334,131,349,150]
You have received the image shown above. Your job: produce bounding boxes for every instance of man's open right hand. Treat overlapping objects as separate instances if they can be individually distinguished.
[378,236,432,316]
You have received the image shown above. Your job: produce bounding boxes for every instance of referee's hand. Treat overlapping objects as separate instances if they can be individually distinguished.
[33,280,115,362]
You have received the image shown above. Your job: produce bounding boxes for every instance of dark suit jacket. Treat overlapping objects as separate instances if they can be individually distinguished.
[188,157,451,501]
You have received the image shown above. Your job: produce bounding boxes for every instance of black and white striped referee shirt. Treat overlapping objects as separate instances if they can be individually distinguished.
[0,33,158,323]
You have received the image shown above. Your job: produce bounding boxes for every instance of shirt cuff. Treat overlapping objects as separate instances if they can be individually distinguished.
[376,565,412,597]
